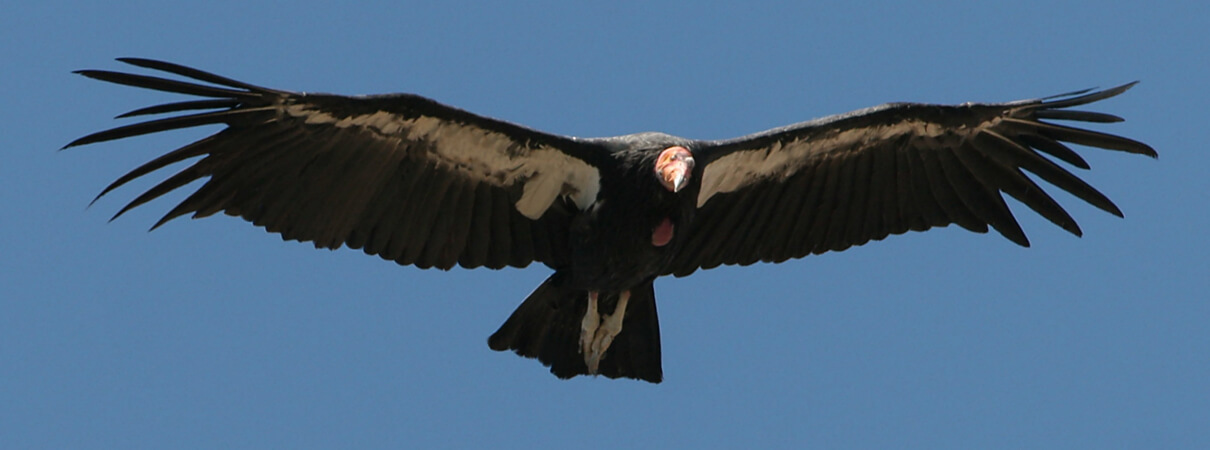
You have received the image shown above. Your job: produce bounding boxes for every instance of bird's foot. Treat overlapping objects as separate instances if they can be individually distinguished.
[581,290,629,374]
[579,291,600,359]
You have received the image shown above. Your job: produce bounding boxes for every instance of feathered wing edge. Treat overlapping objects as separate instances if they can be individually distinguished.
[65,58,284,221]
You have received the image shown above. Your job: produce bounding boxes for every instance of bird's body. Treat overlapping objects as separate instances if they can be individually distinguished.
[569,135,698,289]
[68,59,1155,383]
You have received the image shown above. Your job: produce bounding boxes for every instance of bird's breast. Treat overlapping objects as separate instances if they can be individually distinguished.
[566,199,682,290]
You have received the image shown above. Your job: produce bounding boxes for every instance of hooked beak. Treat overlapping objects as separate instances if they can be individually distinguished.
[656,146,695,193]
[668,169,687,192]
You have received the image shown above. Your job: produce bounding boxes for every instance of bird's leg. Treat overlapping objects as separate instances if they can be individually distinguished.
[579,291,600,360]
[583,290,629,374]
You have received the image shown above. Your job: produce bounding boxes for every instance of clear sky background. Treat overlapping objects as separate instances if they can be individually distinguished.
[3,1,1207,448]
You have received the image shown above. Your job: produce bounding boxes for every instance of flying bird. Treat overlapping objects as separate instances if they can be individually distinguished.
[67,58,1155,383]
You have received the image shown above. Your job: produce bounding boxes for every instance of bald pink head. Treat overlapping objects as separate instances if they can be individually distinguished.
[654,146,695,193]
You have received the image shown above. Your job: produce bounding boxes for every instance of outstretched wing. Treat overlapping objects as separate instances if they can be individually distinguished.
[667,84,1155,276]
[67,58,607,270]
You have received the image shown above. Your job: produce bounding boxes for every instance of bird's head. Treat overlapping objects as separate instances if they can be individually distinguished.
[654,146,695,193]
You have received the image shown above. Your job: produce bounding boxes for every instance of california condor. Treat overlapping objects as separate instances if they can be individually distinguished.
[67,58,1156,383]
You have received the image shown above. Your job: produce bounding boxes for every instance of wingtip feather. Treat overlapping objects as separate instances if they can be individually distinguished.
[1040,82,1140,110]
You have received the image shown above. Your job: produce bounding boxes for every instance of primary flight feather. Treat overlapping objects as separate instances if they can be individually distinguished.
[68,58,1155,383]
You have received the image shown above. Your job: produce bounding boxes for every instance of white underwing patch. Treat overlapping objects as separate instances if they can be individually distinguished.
[697,118,967,207]
[286,106,601,219]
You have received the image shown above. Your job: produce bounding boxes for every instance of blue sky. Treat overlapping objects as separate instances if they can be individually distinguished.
[3,1,1208,448]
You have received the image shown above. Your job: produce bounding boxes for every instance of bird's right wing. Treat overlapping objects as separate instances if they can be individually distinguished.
[67,58,608,270]
[666,84,1155,277]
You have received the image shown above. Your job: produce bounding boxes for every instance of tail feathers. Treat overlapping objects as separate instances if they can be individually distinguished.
[488,273,663,383]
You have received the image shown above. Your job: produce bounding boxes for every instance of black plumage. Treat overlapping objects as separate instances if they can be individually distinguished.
[68,59,1155,383]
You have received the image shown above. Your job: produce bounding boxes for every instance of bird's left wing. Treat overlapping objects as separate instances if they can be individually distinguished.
[67,58,606,270]
[667,84,1155,277]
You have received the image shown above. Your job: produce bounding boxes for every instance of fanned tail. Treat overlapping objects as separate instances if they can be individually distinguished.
[488,272,663,383]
